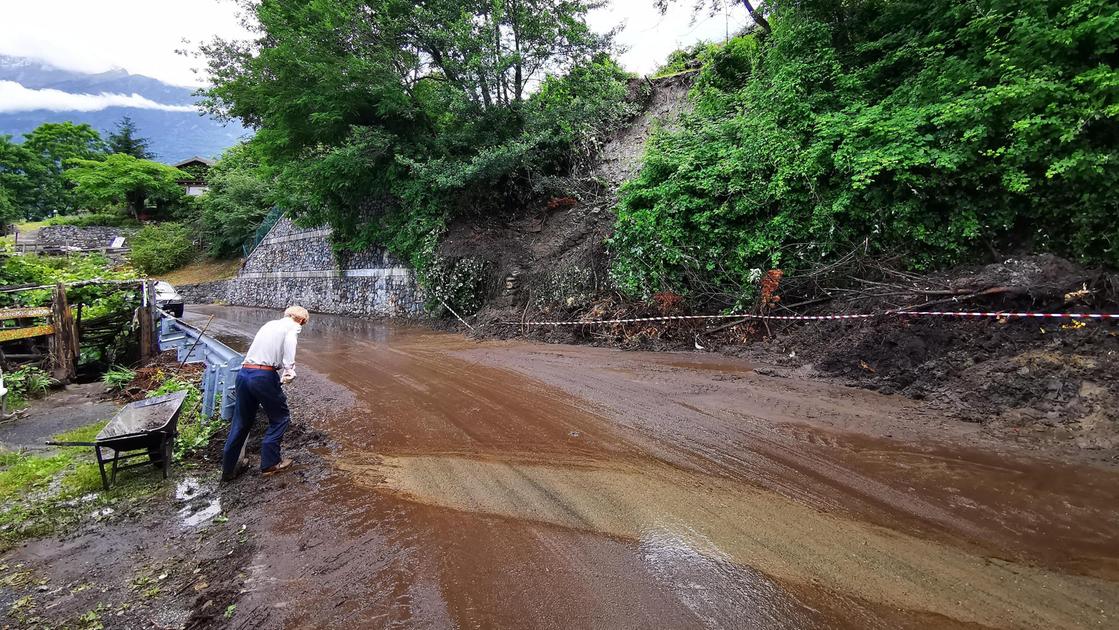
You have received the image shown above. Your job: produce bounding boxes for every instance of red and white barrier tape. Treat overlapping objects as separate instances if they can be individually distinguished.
[506,310,1119,327]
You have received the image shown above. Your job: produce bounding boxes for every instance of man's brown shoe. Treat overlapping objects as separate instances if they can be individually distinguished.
[262,459,293,476]
[221,458,250,483]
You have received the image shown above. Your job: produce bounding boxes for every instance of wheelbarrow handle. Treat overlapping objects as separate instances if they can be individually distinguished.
[44,440,98,447]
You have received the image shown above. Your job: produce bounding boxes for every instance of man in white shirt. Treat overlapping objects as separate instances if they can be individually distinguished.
[221,305,309,481]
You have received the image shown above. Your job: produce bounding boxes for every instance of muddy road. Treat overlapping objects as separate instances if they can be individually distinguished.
[186,305,1119,629]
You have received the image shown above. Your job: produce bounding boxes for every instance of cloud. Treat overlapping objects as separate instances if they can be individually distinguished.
[0,1,750,88]
[0,0,253,88]
[0,81,199,114]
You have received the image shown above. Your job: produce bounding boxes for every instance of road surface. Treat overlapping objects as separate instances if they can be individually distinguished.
[187,305,1119,629]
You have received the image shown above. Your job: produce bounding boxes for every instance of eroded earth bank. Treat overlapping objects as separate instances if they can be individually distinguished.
[6,304,1119,629]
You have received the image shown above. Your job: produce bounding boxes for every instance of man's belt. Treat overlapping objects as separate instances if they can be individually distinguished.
[242,363,277,371]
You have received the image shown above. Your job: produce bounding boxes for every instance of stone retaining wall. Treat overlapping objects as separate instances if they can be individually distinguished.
[36,225,128,248]
[182,217,423,317]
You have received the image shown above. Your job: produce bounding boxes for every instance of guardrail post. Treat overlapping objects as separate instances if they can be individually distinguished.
[201,363,217,418]
[219,363,237,421]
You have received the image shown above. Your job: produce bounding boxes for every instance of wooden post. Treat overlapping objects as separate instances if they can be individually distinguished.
[49,282,77,382]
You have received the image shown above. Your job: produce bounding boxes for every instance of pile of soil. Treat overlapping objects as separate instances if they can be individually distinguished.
[111,352,205,402]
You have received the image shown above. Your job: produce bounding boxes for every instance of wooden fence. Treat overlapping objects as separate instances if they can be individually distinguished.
[0,280,157,382]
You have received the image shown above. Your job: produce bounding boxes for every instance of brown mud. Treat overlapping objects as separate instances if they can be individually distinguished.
[199,306,1119,628]
[4,304,1118,628]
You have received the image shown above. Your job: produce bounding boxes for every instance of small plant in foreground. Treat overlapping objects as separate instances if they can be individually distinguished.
[101,366,136,391]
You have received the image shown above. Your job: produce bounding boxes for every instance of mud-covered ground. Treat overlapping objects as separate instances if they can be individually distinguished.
[6,304,1116,629]
[471,256,1119,459]
[0,371,337,629]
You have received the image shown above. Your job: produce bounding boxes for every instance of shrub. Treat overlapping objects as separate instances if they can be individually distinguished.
[102,366,136,391]
[611,0,1119,302]
[46,212,139,228]
[129,223,196,275]
[4,366,56,408]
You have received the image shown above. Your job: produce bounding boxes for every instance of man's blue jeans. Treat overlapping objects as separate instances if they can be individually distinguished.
[222,367,290,477]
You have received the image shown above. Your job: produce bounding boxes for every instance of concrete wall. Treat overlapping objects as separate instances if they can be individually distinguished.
[183,217,423,317]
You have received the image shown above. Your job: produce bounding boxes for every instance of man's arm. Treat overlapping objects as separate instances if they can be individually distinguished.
[280,327,299,383]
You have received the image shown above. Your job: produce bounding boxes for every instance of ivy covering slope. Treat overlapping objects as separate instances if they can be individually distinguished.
[610,0,1119,300]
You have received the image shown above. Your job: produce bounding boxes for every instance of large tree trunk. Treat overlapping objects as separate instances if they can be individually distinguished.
[741,0,770,33]
[127,191,146,219]
[512,5,523,102]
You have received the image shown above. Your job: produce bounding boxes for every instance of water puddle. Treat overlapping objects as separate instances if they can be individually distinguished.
[639,522,817,629]
[175,477,222,528]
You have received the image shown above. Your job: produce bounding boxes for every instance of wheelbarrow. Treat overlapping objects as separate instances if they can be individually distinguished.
[48,390,188,490]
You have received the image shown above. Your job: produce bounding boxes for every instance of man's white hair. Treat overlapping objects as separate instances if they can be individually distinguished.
[285,305,309,322]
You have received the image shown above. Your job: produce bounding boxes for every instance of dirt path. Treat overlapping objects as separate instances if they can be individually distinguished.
[184,305,1119,629]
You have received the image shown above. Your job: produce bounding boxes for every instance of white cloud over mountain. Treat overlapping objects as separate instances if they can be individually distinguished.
[0,81,198,114]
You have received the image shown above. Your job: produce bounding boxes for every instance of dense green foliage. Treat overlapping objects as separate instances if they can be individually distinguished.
[611,0,1119,301]
[0,135,45,223]
[23,122,107,218]
[45,211,140,228]
[0,124,107,221]
[3,365,55,409]
[653,40,718,77]
[0,249,135,302]
[199,143,274,257]
[129,222,197,275]
[201,0,631,282]
[65,154,188,218]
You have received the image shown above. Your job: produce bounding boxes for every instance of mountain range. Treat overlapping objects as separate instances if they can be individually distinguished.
[0,55,249,163]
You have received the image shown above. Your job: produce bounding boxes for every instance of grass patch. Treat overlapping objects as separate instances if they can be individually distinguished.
[12,219,52,233]
[156,256,242,286]
[0,420,163,551]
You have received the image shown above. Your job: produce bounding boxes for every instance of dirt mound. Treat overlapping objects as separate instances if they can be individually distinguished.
[112,351,205,402]
[439,73,695,315]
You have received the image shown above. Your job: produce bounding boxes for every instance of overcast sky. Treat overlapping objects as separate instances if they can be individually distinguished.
[0,0,750,88]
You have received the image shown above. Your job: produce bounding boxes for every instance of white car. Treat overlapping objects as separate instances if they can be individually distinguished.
[155,281,185,317]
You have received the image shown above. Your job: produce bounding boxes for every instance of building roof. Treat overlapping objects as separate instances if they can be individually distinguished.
[173,156,216,168]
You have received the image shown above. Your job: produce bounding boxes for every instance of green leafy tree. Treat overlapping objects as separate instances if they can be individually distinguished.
[106,116,153,159]
[0,135,44,223]
[200,0,617,275]
[22,122,106,216]
[64,154,187,218]
[200,142,274,257]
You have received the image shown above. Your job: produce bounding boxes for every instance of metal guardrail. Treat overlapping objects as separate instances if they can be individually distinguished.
[157,314,243,420]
